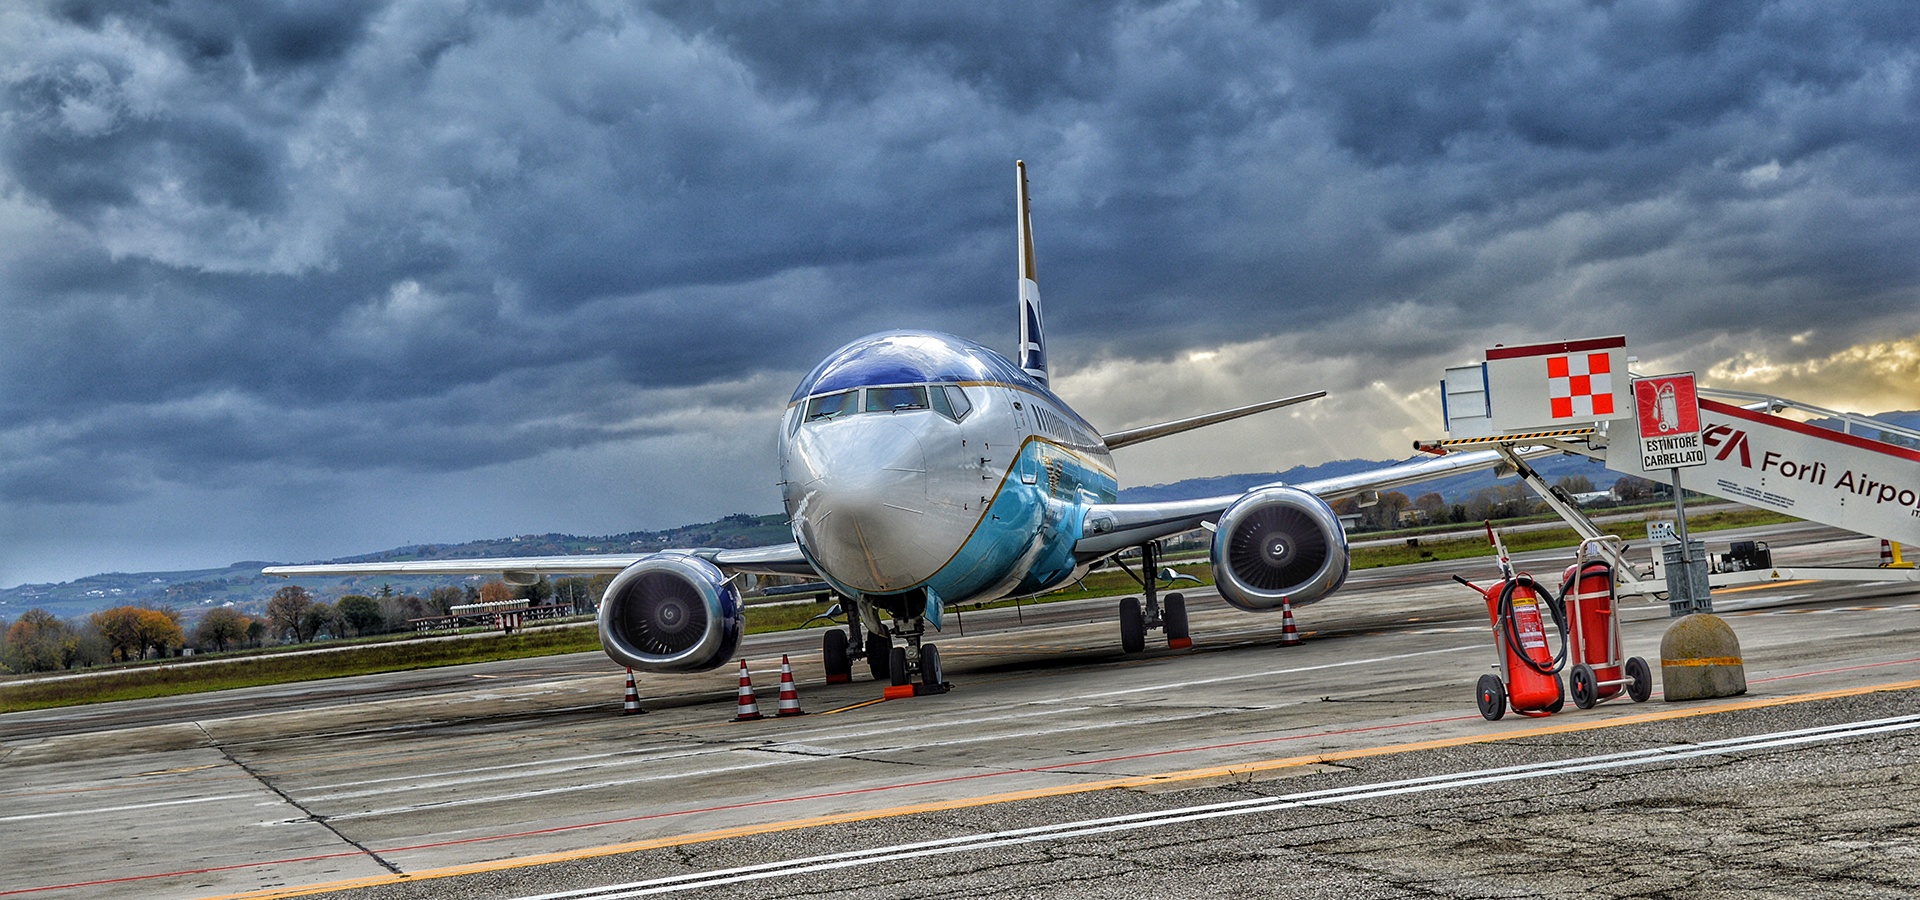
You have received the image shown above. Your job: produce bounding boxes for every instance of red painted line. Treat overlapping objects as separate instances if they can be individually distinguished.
[0,850,367,897]
[16,654,1920,896]
[1746,656,1920,684]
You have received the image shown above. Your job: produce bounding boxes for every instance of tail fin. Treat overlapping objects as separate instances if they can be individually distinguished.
[1016,160,1048,388]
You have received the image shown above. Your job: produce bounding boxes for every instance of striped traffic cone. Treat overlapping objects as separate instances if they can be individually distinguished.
[1882,539,1894,567]
[775,654,806,717]
[621,668,646,716]
[1279,595,1301,646]
[733,659,763,721]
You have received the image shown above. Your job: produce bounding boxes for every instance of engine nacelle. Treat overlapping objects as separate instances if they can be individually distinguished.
[1210,486,1350,612]
[597,555,742,673]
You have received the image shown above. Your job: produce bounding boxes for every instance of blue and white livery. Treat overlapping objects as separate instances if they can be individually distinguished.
[266,162,1519,691]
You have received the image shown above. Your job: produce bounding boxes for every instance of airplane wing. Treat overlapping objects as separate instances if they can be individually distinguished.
[261,542,818,582]
[1073,448,1530,557]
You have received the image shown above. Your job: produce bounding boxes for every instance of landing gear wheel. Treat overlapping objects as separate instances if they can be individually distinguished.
[1119,597,1146,654]
[1476,674,1507,721]
[1164,593,1190,645]
[822,629,850,683]
[1570,664,1597,710]
[866,631,891,681]
[889,646,910,687]
[920,643,943,691]
[1625,656,1653,703]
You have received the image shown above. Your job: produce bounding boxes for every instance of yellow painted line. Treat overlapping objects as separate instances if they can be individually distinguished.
[1662,657,1745,667]
[1717,580,1818,594]
[199,675,1920,900]
[819,697,892,715]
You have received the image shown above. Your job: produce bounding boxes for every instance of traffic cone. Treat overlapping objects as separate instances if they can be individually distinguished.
[621,668,646,716]
[775,654,806,717]
[1882,539,1894,567]
[1279,596,1301,646]
[733,659,763,721]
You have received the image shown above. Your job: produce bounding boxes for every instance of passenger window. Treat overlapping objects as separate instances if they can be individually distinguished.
[805,389,858,421]
[865,385,928,412]
[944,385,973,421]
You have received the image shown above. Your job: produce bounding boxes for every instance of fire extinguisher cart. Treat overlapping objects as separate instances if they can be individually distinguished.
[1457,525,1568,721]
[1563,537,1654,709]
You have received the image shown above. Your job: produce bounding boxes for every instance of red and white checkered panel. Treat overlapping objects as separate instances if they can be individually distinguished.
[1547,352,1616,419]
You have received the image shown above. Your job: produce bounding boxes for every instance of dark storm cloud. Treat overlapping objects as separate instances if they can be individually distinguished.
[3,0,1918,583]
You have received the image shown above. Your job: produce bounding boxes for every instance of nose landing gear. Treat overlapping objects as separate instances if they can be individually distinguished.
[818,593,948,694]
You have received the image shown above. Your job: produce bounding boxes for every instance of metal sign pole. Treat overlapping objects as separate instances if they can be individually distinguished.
[1672,465,1690,555]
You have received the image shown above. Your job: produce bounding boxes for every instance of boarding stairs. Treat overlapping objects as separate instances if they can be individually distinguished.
[1419,338,1920,600]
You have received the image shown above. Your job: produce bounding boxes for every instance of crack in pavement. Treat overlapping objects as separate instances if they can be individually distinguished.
[195,721,404,876]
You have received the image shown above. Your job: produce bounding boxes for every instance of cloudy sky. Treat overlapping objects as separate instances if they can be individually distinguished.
[4,0,1918,588]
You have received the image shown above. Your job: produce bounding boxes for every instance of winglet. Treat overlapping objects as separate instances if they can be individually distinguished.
[1016,160,1048,388]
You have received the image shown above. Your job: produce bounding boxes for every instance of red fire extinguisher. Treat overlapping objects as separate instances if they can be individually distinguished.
[1457,523,1567,720]
[1471,575,1567,719]
[1562,560,1620,703]
[1559,551,1653,708]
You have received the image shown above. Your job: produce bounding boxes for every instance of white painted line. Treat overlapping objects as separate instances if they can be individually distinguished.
[1041,645,1476,701]
[0,792,256,823]
[508,713,1920,899]
[319,756,806,822]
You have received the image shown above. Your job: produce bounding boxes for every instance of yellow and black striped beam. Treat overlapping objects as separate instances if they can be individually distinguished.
[1414,426,1596,452]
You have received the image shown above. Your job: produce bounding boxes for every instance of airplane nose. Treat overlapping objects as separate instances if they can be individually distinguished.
[788,417,940,593]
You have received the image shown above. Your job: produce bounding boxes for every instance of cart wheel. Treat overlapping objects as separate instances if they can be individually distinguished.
[1625,656,1653,703]
[1476,674,1507,721]
[1545,676,1566,714]
[1570,664,1597,710]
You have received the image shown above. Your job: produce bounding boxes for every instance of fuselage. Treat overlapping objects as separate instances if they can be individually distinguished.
[778,330,1117,611]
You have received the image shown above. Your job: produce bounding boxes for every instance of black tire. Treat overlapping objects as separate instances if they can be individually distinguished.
[1476,673,1507,721]
[1570,664,1597,710]
[1119,597,1146,654]
[920,643,943,690]
[823,629,850,682]
[867,632,891,681]
[1164,593,1190,644]
[1626,656,1653,703]
[1547,679,1566,714]
[889,646,910,687]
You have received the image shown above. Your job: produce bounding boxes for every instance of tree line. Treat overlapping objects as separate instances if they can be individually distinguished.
[0,575,608,675]
[1332,473,1665,531]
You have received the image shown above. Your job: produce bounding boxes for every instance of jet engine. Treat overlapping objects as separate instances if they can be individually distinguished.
[597,555,742,673]
[1210,486,1350,612]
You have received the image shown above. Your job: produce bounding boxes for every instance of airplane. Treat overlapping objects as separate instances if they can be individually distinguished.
[265,161,1525,692]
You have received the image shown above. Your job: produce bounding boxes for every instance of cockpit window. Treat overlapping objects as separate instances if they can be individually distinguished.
[865,385,928,412]
[944,385,972,420]
[805,389,858,421]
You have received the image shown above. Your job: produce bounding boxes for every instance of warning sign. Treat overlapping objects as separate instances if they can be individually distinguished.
[1634,373,1705,470]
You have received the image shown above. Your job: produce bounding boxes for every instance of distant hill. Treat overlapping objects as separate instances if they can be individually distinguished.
[1118,453,1614,503]
[0,514,792,623]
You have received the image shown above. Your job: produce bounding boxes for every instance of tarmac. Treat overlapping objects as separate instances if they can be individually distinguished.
[4,520,1918,899]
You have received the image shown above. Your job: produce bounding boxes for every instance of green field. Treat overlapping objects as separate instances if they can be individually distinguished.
[0,507,1796,712]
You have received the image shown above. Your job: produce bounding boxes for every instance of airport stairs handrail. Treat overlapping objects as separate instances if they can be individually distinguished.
[1695,387,1920,444]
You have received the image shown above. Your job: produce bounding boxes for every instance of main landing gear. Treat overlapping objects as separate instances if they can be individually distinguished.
[819,595,948,694]
[1115,541,1192,653]
[821,616,888,683]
